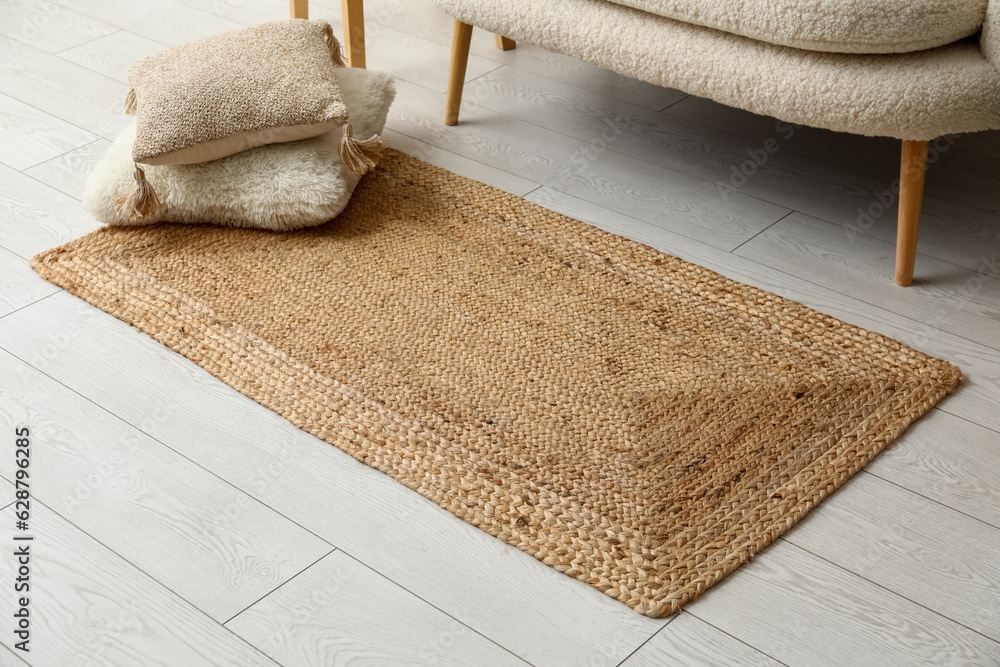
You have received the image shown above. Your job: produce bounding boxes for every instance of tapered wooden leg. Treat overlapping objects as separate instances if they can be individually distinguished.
[445,20,473,126]
[895,139,929,286]
[341,0,366,68]
[290,0,308,18]
[495,34,515,50]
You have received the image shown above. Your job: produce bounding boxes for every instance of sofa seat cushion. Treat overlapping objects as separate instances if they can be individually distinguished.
[435,0,1000,139]
[606,0,988,53]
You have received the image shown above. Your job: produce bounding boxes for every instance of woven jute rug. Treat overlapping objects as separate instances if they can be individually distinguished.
[33,149,961,616]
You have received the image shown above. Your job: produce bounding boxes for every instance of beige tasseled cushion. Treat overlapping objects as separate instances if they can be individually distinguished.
[126,19,349,166]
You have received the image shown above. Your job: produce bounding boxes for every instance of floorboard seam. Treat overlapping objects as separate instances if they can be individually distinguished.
[0,341,340,554]
[0,489,285,666]
[612,614,678,666]
[19,137,105,182]
[859,469,1000,531]
[222,547,338,626]
[50,27,123,57]
[334,548,540,666]
[776,538,1000,646]
[0,290,62,322]
[728,210,795,254]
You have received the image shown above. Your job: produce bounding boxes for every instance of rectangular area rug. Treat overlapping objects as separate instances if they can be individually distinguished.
[32,148,961,617]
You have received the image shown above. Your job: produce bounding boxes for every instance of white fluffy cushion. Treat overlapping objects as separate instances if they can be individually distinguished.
[86,67,395,231]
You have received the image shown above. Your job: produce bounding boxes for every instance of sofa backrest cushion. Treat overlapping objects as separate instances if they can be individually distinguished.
[606,0,988,53]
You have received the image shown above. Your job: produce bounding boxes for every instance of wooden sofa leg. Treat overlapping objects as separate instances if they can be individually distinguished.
[895,139,929,286]
[496,34,516,50]
[445,20,474,126]
[341,0,366,68]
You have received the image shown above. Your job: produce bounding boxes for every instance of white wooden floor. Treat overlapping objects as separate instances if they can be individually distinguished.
[0,0,998,665]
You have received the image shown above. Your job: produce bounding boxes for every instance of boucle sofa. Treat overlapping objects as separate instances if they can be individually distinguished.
[434,0,1000,286]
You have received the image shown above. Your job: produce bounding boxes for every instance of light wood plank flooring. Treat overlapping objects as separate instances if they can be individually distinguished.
[0,1,997,664]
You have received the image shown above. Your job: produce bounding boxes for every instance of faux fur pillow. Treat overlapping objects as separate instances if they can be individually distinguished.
[86,67,395,231]
[117,19,384,221]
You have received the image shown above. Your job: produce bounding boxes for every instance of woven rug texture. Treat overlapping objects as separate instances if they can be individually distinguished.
[32,148,962,616]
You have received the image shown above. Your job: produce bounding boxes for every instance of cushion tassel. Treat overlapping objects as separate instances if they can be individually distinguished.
[323,22,347,67]
[123,87,137,114]
[113,164,161,221]
[339,122,386,175]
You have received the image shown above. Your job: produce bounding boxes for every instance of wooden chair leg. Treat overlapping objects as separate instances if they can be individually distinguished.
[341,0,366,68]
[895,139,929,286]
[445,20,473,126]
[290,0,308,18]
[495,34,516,50]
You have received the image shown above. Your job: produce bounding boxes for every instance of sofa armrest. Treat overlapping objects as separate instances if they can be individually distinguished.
[985,0,1000,71]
